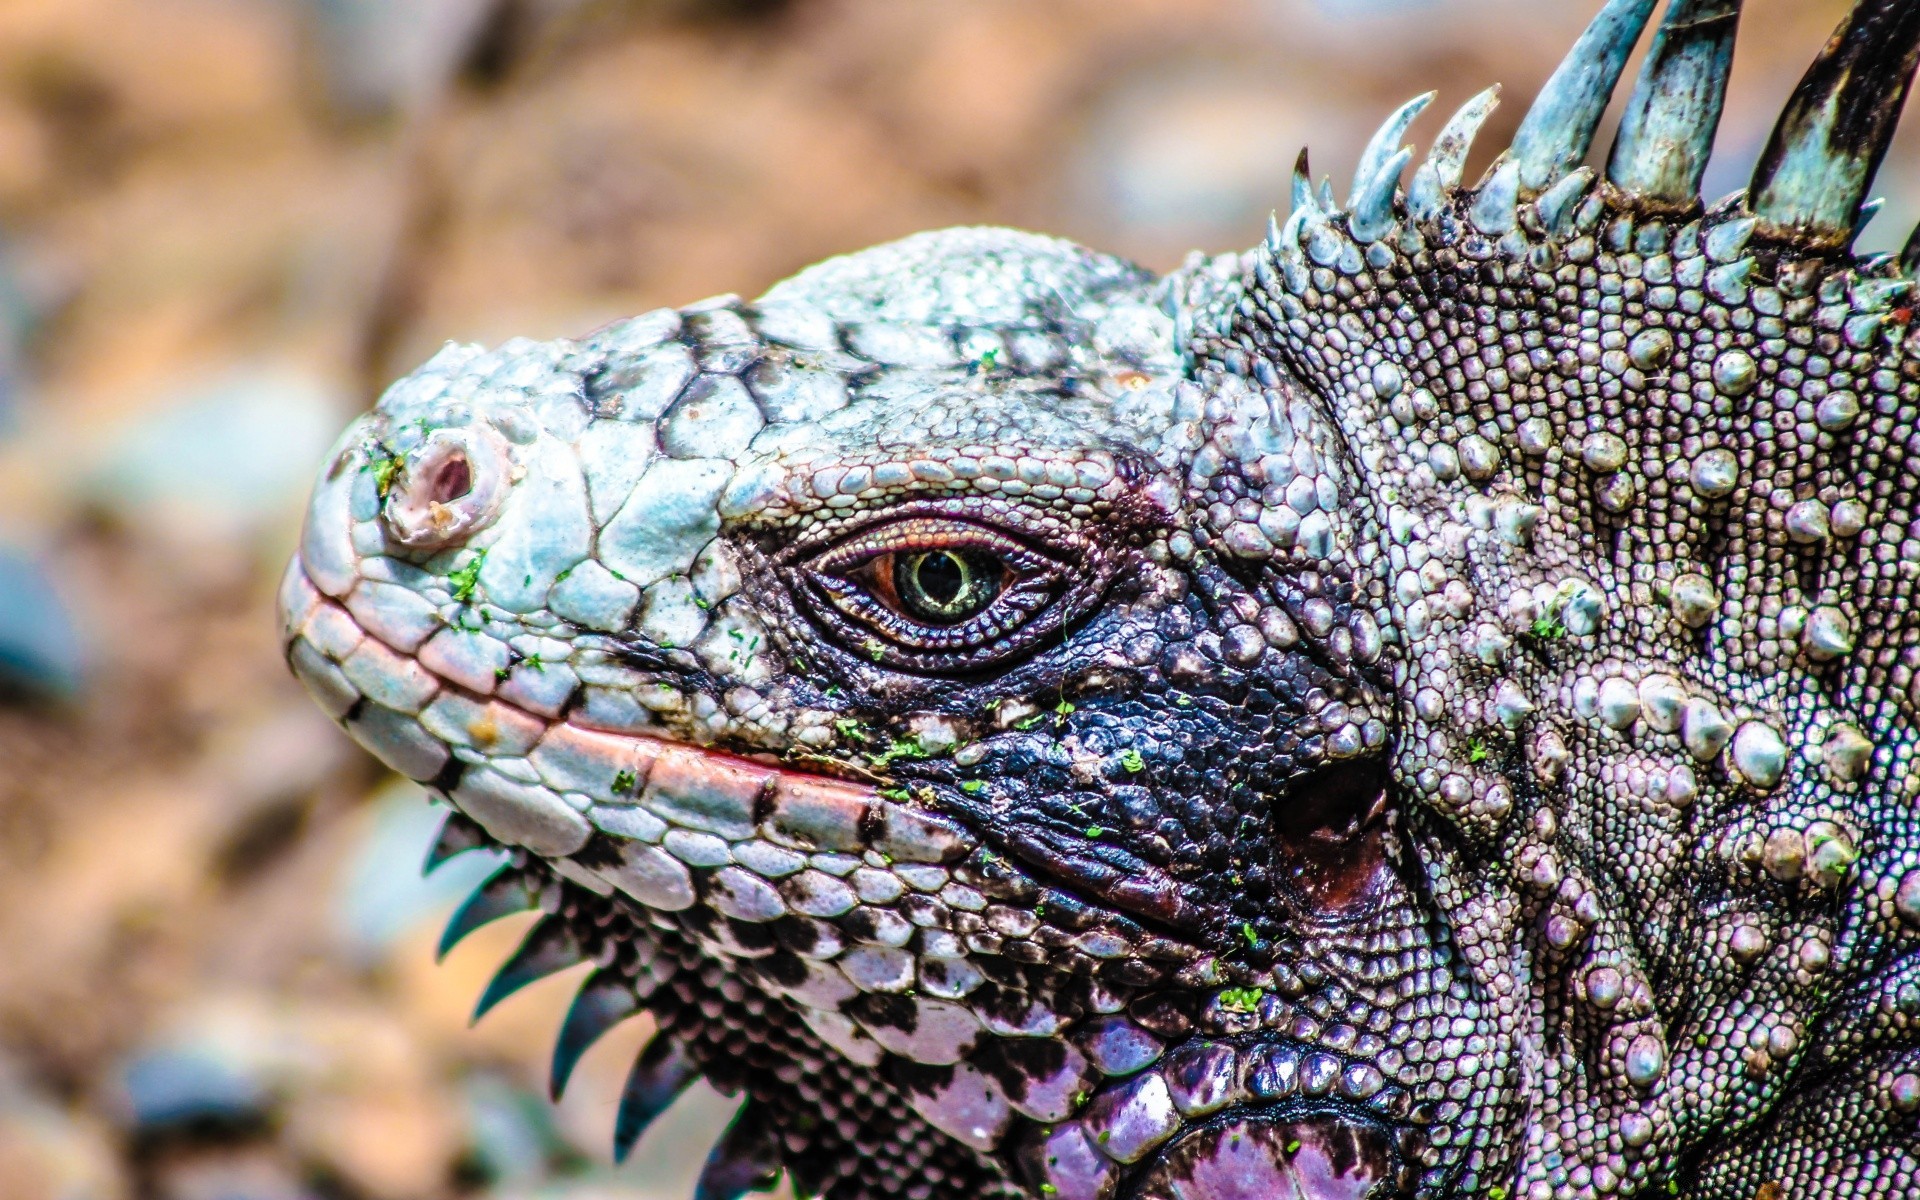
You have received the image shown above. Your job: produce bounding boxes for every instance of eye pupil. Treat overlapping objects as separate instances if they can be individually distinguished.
[895,549,999,622]
[915,552,966,605]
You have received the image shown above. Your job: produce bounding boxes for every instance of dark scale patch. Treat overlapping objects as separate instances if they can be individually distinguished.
[973,1036,1070,1107]
[849,992,920,1035]
[427,755,467,796]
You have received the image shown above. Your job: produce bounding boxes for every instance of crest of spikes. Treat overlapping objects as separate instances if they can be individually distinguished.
[282,1,1920,1198]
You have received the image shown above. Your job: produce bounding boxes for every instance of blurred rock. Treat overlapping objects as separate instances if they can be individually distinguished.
[0,234,37,433]
[118,1045,268,1135]
[0,544,85,702]
[459,1071,585,1186]
[112,992,469,1200]
[333,781,504,965]
[145,1152,320,1200]
[78,364,346,546]
[297,0,506,117]
[0,1061,125,1200]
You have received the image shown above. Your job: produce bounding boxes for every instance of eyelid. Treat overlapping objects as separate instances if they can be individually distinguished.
[808,517,1054,576]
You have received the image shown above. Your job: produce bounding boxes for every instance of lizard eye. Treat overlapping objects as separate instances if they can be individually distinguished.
[885,549,1005,624]
[794,517,1077,670]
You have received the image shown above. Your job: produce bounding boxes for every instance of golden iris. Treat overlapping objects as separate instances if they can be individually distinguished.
[891,549,1001,623]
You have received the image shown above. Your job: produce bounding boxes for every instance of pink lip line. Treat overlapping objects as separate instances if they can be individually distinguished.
[276,552,974,869]
[279,550,1211,988]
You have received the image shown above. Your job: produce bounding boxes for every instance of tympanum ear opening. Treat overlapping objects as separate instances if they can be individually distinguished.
[1269,757,1395,915]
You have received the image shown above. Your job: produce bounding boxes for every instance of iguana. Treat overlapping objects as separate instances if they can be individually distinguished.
[279,1,1920,1196]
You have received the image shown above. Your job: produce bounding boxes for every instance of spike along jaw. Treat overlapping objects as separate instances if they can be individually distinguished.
[279,225,1484,1200]
[1232,0,1920,1197]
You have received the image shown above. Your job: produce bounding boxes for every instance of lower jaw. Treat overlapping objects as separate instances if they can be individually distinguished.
[1128,1107,1403,1200]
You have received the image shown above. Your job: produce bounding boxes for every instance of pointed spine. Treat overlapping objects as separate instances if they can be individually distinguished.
[1901,220,1920,276]
[437,866,533,961]
[1291,148,1316,216]
[1272,208,1313,293]
[695,1100,785,1200]
[1409,87,1501,219]
[1752,0,1920,243]
[1350,148,1414,243]
[1703,215,1757,263]
[1534,166,1597,236]
[424,810,490,874]
[1471,156,1522,236]
[614,1033,703,1163]
[1854,196,1886,241]
[1606,0,1742,205]
[1348,92,1435,208]
[1510,0,1660,192]
[472,914,584,1022]
[550,968,641,1100]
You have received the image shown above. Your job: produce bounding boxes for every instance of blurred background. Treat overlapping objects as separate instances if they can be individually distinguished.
[0,0,1909,1197]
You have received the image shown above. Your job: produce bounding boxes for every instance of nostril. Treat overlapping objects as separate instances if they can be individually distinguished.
[430,454,472,504]
[380,427,511,550]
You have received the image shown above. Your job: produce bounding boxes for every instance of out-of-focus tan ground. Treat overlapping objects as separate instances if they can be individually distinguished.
[0,1,1904,1197]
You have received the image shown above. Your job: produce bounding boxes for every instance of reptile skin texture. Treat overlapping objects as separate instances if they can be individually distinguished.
[281,2,1920,1197]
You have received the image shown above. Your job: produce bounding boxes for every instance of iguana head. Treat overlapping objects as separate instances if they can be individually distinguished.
[283,225,1441,1198]
[283,2,1920,1199]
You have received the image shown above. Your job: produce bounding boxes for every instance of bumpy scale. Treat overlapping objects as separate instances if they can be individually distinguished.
[281,2,1920,1197]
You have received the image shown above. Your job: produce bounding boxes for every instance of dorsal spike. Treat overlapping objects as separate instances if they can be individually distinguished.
[613,1032,702,1163]
[1534,166,1598,236]
[694,1099,784,1200]
[437,866,533,961]
[471,914,584,1022]
[1424,87,1503,192]
[1606,0,1743,205]
[1409,87,1502,220]
[1854,196,1887,241]
[549,968,641,1100]
[1510,0,1660,193]
[1752,0,1920,244]
[1471,155,1523,236]
[1349,91,1435,209]
[1291,148,1316,215]
[1350,147,1414,243]
[1901,219,1920,276]
[423,810,490,875]
[1272,206,1313,290]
